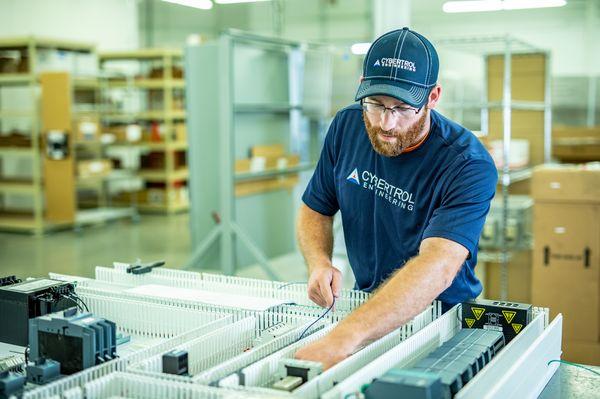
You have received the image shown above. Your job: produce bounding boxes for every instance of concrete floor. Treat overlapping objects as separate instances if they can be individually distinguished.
[0,213,354,287]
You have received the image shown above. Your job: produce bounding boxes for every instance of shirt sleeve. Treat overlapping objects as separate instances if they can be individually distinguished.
[301,117,340,216]
[422,159,497,257]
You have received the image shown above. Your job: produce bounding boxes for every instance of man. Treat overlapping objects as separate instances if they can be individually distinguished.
[294,27,497,369]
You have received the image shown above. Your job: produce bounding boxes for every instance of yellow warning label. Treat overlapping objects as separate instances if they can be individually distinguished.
[465,318,476,328]
[471,307,485,321]
[512,323,523,334]
[502,310,516,324]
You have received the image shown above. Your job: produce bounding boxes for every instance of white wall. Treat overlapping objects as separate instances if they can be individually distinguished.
[411,0,599,77]
[0,0,139,50]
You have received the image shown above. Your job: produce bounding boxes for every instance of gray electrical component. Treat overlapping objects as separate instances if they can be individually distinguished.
[363,369,445,399]
[29,308,116,375]
[162,350,188,376]
[26,358,61,385]
[364,329,505,399]
[0,370,25,398]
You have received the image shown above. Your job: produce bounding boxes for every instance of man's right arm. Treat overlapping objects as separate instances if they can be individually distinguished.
[296,203,342,307]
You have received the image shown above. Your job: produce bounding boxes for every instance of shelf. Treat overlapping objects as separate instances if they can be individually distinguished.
[235,162,315,182]
[497,167,533,186]
[102,110,186,122]
[101,141,187,151]
[0,213,40,231]
[234,103,300,113]
[0,147,33,156]
[137,202,189,213]
[139,168,189,182]
[0,36,94,52]
[99,49,183,60]
[105,79,185,89]
[75,207,135,225]
[441,100,546,111]
[478,250,515,263]
[143,141,188,151]
[0,180,37,194]
[73,77,100,90]
[0,213,71,233]
[0,74,34,85]
[0,110,36,118]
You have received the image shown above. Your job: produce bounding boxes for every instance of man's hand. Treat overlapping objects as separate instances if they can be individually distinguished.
[294,333,354,370]
[308,264,342,308]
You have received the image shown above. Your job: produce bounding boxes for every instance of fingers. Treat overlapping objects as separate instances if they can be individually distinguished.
[319,278,334,308]
[331,267,342,298]
[308,276,327,307]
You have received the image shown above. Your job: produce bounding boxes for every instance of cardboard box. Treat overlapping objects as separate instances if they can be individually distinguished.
[562,340,600,366]
[484,250,532,304]
[531,164,600,203]
[553,137,600,163]
[486,139,530,169]
[77,159,112,179]
[532,202,599,342]
[250,144,285,158]
[174,123,187,143]
[142,187,188,207]
[532,165,600,343]
[73,116,99,142]
[235,154,300,174]
[487,53,546,102]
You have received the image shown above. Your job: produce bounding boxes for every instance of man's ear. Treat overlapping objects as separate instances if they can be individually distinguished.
[427,85,442,109]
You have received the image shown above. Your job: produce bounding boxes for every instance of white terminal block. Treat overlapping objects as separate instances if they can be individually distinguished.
[254,322,296,346]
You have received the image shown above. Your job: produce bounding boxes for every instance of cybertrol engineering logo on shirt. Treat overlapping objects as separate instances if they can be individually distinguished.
[347,168,415,211]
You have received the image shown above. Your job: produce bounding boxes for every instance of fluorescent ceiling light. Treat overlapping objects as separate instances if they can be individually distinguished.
[215,0,271,4]
[443,0,566,13]
[162,0,213,10]
[503,0,566,10]
[351,42,372,55]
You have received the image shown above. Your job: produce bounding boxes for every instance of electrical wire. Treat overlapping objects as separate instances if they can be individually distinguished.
[60,294,82,312]
[277,281,307,289]
[547,360,600,377]
[296,297,336,342]
[69,293,90,312]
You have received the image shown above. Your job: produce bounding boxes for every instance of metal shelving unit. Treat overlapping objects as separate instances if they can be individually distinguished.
[0,36,97,234]
[436,35,552,300]
[99,49,189,214]
[185,30,332,278]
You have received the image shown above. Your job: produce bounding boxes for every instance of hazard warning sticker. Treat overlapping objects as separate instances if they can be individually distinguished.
[465,318,476,328]
[512,323,523,334]
[471,307,486,321]
[502,310,516,324]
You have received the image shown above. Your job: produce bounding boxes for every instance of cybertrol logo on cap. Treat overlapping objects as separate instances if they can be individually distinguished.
[373,58,416,72]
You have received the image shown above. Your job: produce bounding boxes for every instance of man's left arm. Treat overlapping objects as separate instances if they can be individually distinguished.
[295,236,467,369]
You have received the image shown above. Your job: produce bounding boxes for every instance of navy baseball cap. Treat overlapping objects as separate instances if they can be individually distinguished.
[355,27,439,108]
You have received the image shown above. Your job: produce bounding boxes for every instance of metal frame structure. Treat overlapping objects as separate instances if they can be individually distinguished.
[99,49,189,214]
[184,30,332,278]
[435,35,552,300]
[0,37,97,234]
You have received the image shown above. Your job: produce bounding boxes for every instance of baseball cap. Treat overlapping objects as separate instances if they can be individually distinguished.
[355,27,439,108]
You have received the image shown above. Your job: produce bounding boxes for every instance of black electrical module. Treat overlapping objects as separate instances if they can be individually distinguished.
[0,278,76,346]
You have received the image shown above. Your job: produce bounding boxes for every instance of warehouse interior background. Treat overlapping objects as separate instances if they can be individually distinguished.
[0,0,599,368]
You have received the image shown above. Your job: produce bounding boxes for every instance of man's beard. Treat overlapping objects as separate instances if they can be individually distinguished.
[363,108,428,157]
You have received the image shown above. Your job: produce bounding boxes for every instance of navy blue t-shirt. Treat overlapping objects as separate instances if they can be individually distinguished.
[302,104,497,305]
